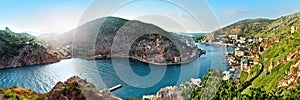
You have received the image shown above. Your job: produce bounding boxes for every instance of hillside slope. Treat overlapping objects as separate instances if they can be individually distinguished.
[53,17,199,65]
[243,12,300,92]
[204,12,300,93]
[0,28,61,69]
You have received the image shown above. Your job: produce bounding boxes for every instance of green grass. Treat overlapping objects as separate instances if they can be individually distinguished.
[243,62,292,94]
[263,32,300,66]
[240,72,248,83]
[249,65,261,78]
[243,32,300,94]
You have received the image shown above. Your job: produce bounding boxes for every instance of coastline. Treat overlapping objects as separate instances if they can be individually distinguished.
[87,51,201,66]
[0,53,200,69]
[0,58,61,70]
[198,41,237,48]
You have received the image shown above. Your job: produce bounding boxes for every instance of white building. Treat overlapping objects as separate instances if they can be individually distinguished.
[228,34,238,40]
[222,71,231,80]
[291,26,295,34]
[190,78,202,87]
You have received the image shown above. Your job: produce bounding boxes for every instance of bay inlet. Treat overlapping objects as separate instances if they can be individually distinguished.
[0,43,233,98]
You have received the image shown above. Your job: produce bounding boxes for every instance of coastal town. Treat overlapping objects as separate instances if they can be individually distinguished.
[205,33,265,81]
[202,26,299,83]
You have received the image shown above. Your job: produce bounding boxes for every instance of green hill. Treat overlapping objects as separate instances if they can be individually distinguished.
[55,16,198,65]
[0,28,60,68]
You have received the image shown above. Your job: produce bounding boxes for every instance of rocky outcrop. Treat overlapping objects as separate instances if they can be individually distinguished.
[47,76,120,100]
[278,51,300,88]
[152,86,183,100]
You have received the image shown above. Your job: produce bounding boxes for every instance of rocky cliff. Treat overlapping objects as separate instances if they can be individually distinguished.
[0,76,121,100]
[0,29,61,69]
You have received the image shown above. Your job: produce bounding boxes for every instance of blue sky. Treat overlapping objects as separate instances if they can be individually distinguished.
[0,0,91,34]
[0,0,300,35]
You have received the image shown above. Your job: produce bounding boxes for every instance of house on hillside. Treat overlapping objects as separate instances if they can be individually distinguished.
[228,34,238,40]
[222,71,232,81]
[173,56,181,63]
[234,47,247,57]
[253,55,260,65]
[291,26,295,34]
[239,37,246,43]
[240,58,249,71]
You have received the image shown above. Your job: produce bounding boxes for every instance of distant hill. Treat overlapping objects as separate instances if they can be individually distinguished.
[204,12,300,41]
[0,28,60,68]
[52,17,199,64]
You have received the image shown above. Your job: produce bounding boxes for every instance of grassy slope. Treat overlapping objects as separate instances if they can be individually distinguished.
[243,32,300,94]
[239,72,248,83]
[249,65,261,78]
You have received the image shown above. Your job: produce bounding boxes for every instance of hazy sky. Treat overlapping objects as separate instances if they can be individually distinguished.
[1,0,300,35]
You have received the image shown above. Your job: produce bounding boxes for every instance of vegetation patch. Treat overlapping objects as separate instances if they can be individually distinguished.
[249,65,261,78]
[239,71,248,83]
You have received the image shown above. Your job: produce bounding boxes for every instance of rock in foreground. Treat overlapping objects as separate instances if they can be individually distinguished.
[47,76,120,100]
[0,76,121,100]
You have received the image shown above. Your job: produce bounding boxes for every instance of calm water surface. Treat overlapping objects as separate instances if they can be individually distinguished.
[0,43,233,98]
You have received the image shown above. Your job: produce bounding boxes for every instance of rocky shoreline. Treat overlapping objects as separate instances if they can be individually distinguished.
[90,51,200,66]
[0,47,61,69]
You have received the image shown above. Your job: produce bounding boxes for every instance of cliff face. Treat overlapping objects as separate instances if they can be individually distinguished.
[0,29,60,69]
